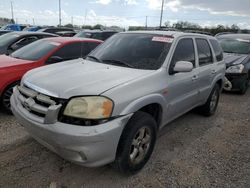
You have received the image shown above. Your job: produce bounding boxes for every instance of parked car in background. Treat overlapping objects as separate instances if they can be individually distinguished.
[0,31,58,55]
[23,26,42,32]
[74,30,117,40]
[217,33,250,94]
[0,30,12,36]
[56,31,77,37]
[0,24,26,31]
[0,37,102,112]
[11,31,225,174]
[38,27,74,34]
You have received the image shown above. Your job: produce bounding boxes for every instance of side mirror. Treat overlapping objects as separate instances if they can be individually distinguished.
[47,56,63,64]
[173,61,193,73]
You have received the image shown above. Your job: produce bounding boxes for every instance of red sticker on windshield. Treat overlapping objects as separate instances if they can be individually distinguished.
[152,36,173,43]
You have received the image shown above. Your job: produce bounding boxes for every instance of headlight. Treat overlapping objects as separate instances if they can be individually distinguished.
[63,96,113,119]
[226,64,244,73]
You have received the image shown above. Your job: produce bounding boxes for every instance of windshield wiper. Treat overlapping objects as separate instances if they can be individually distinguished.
[86,55,102,63]
[102,59,134,68]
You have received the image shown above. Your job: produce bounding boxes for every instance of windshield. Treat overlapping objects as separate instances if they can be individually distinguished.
[219,38,250,54]
[11,40,60,61]
[0,32,20,46]
[87,33,172,70]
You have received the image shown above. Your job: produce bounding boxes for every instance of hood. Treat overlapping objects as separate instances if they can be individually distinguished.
[0,55,34,68]
[23,59,154,98]
[223,53,249,67]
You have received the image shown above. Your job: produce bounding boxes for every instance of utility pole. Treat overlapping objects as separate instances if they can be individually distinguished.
[10,1,14,23]
[145,16,148,29]
[33,18,35,25]
[59,0,62,26]
[71,16,73,26]
[159,0,164,28]
[84,9,87,26]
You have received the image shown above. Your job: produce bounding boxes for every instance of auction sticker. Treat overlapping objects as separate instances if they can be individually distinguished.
[152,36,174,43]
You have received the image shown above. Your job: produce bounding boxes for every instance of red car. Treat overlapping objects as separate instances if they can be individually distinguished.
[0,37,102,112]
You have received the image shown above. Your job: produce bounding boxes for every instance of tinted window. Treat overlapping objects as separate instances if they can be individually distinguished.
[88,33,172,70]
[196,39,213,66]
[81,43,90,57]
[170,38,195,72]
[11,40,59,61]
[52,42,81,60]
[210,39,223,61]
[15,36,39,46]
[102,32,117,40]
[88,42,100,51]
[90,33,103,40]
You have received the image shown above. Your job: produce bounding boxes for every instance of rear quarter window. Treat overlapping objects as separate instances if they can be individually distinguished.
[210,39,223,62]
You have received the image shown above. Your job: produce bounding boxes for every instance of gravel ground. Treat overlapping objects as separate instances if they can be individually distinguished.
[0,91,249,188]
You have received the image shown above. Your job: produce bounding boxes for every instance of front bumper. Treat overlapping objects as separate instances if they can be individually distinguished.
[11,89,132,167]
[224,73,248,91]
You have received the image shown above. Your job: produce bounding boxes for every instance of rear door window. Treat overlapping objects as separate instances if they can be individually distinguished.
[210,39,223,62]
[196,38,213,66]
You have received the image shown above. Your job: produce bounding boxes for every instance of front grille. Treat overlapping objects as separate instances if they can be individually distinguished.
[16,85,62,124]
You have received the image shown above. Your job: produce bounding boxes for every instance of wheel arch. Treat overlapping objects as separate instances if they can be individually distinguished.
[120,94,166,128]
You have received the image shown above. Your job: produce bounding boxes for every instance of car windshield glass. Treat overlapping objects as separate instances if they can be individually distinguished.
[11,40,60,61]
[87,33,172,70]
[219,38,250,54]
[0,32,20,46]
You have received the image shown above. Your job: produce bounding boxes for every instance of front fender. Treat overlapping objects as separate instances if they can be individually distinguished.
[120,93,167,116]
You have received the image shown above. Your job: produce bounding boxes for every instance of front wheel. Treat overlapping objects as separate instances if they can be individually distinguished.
[0,82,18,114]
[198,84,221,116]
[114,111,157,175]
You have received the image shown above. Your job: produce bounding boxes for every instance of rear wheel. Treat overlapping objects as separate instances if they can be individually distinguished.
[198,84,220,116]
[0,82,18,113]
[114,111,157,174]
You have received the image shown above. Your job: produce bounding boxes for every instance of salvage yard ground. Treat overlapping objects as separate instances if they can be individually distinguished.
[0,91,249,188]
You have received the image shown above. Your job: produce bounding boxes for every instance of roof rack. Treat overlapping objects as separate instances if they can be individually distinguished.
[184,30,213,36]
[156,27,180,32]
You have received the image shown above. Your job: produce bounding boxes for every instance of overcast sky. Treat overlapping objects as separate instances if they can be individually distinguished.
[1,0,250,28]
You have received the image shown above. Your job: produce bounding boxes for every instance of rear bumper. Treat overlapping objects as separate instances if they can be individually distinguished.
[224,73,248,91]
[11,89,132,167]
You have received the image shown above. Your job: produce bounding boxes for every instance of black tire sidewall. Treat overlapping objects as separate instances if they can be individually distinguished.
[209,84,220,114]
[115,111,157,174]
[0,82,18,113]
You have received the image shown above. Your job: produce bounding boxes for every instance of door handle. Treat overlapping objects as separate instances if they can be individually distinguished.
[211,70,216,74]
[192,75,198,81]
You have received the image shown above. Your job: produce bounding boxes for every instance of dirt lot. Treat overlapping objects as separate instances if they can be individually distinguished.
[0,91,249,188]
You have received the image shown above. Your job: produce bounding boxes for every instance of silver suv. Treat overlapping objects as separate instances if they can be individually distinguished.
[11,31,226,174]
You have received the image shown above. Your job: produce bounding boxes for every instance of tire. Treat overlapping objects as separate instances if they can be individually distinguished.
[0,82,19,114]
[198,84,220,116]
[239,78,249,95]
[113,111,157,175]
